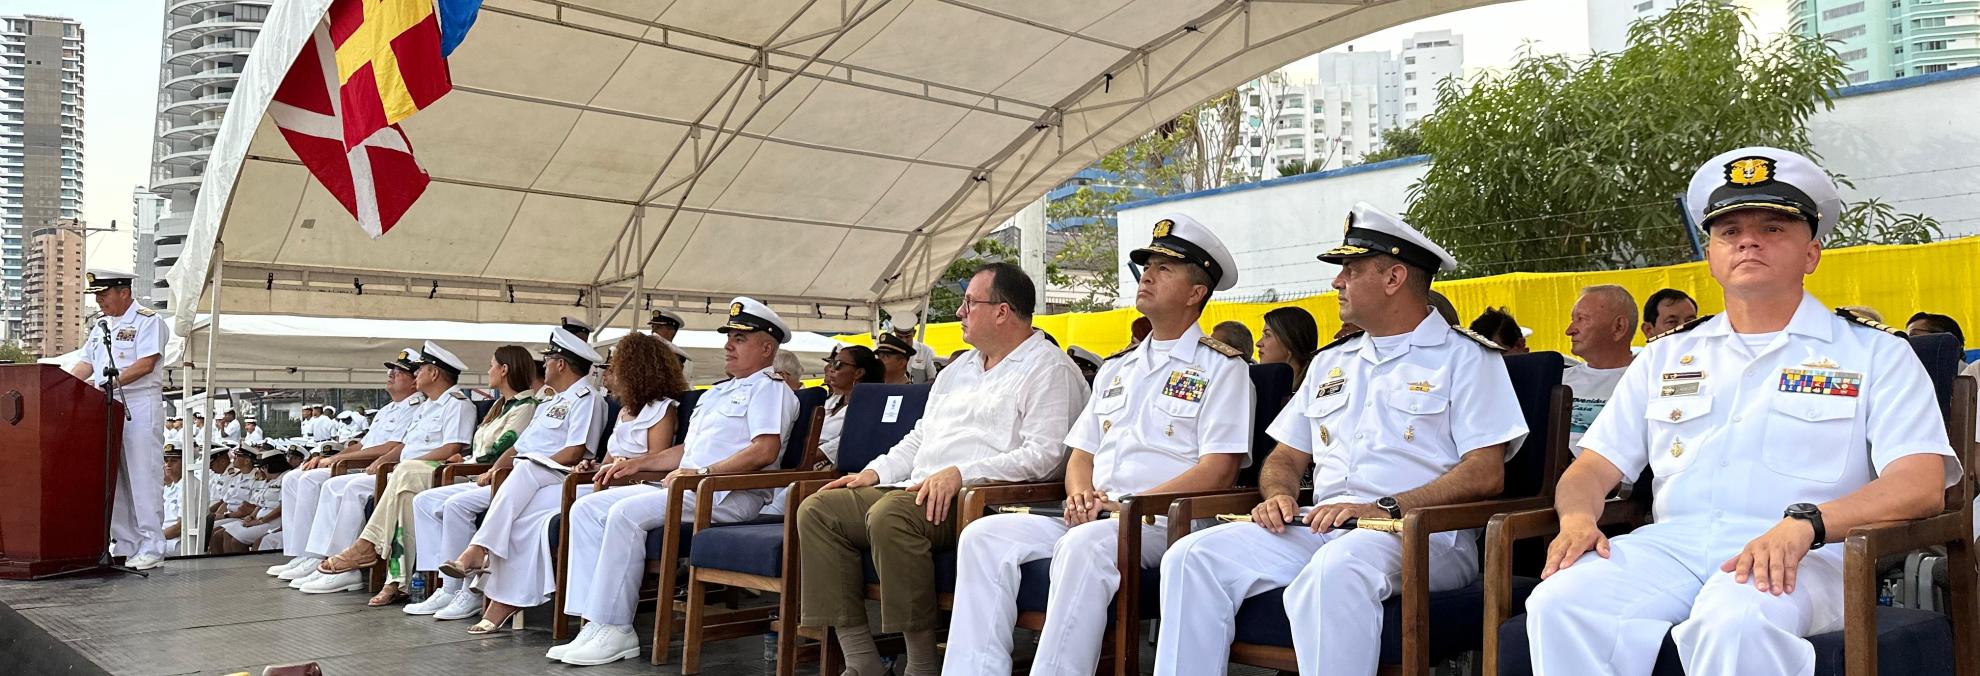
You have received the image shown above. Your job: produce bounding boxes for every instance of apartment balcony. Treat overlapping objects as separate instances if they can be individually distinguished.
[165,42,254,69]
[162,120,223,143]
[160,92,234,117]
[163,67,241,92]
[150,173,205,194]
[166,16,263,45]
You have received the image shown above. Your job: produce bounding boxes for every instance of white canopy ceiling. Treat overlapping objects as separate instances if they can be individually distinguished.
[167,0,1500,337]
[165,314,846,389]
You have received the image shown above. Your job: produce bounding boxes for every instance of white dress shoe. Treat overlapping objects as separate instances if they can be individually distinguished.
[548,623,602,661]
[434,589,484,621]
[560,624,641,666]
[299,570,364,594]
[277,558,323,580]
[404,588,458,615]
[126,554,164,571]
[267,556,304,576]
[288,570,324,589]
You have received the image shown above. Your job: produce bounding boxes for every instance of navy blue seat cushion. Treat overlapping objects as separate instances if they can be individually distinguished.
[1233,578,1538,665]
[689,523,787,577]
[860,549,958,593]
[1495,605,1955,676]
[1012,558,1164,618]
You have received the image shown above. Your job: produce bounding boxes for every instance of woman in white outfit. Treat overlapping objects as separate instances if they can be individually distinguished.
[760,344,882,516]
[404,347,544,619]
[215,454,290,552]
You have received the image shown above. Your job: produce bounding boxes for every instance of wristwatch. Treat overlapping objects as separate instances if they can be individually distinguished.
[1784,503,1825,549]
[694,466,711,475]
[1375,496,1402,518]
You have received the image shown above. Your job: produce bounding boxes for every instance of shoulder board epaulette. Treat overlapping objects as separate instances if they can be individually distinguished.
[1450,325,1505,351]
[1198,336,1245,359]
[1316,330,1364,354]
[449,391,467,400]
[1103,344,1134,361]
[1836,307,1906,338]
[135,306,156,317]
[768,372,785,381]
[575,388,593,397]
[712,377,733,386]
[1648,314,1714,343]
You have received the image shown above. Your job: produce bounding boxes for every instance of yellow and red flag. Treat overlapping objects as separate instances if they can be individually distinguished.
[271,0,479,237]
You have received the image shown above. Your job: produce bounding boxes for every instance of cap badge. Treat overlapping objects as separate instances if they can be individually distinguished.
[729,302,743,317]
[86,272,97,284]
[1342,212,1355,234]
[1152,219,1173,239]
[1724,157,1776,187]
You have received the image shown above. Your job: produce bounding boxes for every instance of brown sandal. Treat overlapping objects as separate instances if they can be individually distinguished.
[367,583,407,607]
[317,551,381,574]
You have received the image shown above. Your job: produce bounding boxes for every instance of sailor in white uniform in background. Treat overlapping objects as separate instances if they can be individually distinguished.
[68,270,170,571]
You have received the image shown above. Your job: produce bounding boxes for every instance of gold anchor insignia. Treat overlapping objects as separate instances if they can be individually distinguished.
[729,302,743,317]
[1404,425,1415,442]
[1670,440,1684,458]
[1679,355,1694,365]
[1165,423,1174,437]
[1102,420,1112,433]
[1320,425,1332,445]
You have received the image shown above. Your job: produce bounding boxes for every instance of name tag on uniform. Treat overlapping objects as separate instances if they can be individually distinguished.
[547,403,570,419]
[1659,371,1705,398]
[1659,382,1702,398]
[1779,368,1862,397]
[1315,378,1346,398]
[1161,368,1208,403]
[1101,375,1124,399]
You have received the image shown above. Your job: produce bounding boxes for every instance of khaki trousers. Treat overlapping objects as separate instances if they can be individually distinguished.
[797,487,959,632]
[358,460,441,582]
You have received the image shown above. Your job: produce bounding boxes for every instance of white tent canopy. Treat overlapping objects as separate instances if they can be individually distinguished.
[167,0,1501,338]
[169,314,846,389]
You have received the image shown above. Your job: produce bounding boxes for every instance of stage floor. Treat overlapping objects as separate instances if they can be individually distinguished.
[0,553,773,676]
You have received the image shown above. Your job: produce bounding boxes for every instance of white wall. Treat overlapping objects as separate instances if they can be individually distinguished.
[1116,157,1429,305]
[1115,67,1980,304]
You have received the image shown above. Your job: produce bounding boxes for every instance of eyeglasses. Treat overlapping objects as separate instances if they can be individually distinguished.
[956,295,1003,316]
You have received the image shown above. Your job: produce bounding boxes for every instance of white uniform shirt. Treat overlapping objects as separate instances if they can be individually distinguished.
[1269,312,1530,507]
[245,477,282,518]
[242,427,266,446]
[80,305,166,394]
[864,330,1090,487]
[909,340,938,384]
[608,398,680,459]
[683,367,798,471]
[344,414,370,438]
[818,393,850,465]
[1580,293,1960,561]
[395,388,477,462]
[1065,324,1256,499]
[162,480,183,529]
[513,379,604,461]
[222,421,242,443]
[360,394,424,449]
[1562,362,1628,449]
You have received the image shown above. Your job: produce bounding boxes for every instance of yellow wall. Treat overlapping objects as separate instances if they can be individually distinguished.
[853,238,1980,357]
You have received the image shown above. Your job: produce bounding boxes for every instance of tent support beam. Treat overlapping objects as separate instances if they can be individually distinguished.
[186,240,223,556]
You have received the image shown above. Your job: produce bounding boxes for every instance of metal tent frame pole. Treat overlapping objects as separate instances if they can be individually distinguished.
[182,242,222,555]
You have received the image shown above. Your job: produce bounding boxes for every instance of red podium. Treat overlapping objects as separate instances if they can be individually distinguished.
[0,364,123,579]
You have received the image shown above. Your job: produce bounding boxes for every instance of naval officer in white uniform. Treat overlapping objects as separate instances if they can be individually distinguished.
[944,214,1257,676]
[1524,147,1961,676]
[1153,203,1529,676]
[69,270,169,570]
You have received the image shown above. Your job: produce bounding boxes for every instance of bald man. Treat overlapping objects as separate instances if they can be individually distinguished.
[1561,284,1637,448]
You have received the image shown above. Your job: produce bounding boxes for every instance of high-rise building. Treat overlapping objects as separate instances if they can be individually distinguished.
[149,0,271,309]
[133,188,167,306]
[1588,0,1686,53]
[23,223,82,357]
[1233,31,1462,177]
[0,15,85,343]
[1791,0,1979,84]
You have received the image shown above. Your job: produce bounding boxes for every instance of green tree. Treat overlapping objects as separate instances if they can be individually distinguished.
[1404,2,1933,278]
[1046,224,1120,313]
[1275,157,1328,178]
[1354,124,1424,166]
[0,341,33,363]
[925,237,1025,323]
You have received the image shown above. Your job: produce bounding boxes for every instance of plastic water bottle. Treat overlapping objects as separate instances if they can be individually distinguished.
[763,631,778,661]
[409,572,427,604]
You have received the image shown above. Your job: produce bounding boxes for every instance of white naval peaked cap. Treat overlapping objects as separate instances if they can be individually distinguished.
[1066,345,1104,370]
[386,346,424,372]
[1685,146,1841,241]
[421,340,469,375]
[1319,202,1458,275]
[559,316,595,340]
[543,327,605,366]
[84,269,136,292]
[648,308,685,329]
[1129,213,1239,292]
[719,296,792,344]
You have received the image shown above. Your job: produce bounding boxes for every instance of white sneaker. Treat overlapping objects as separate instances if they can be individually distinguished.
[404,588,458,616]
[560,624,641,666]
[126,553,164,571]
[299,570,364,594]
[548,623,603,661]
[277,558,323,580]
[266,556,304,576]
[434,589,484,621]
[288,570,324,589]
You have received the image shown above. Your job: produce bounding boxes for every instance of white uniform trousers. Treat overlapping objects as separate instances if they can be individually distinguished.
[563,483,768,626]
[220,517,282,548]
[306,473,378,557]
[477,463,597,608]
[279,468,334,557]
[258,531,284,550]
[943,513,1168,676]
[1524,522,1846,676]
[413,483,491,593]
[1153,521,1480,676]
[110,391,166,559]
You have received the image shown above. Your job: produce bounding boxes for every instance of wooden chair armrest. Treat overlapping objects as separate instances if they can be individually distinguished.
[438,463,493,484]
[1842,510,1975,676]
[1122,488,1253,544]
[1395,496,1551,675]
[1167,492,1266,525]
[329,457,366,475]
[694,469,838,496]
[1845,511,1969,560]
[958,482,1067,531]
[607,470,674,487]
[489,465,513,491]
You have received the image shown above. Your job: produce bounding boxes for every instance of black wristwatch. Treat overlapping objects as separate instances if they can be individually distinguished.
[1784,503,1825,550]
[1375,496,1402,518]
